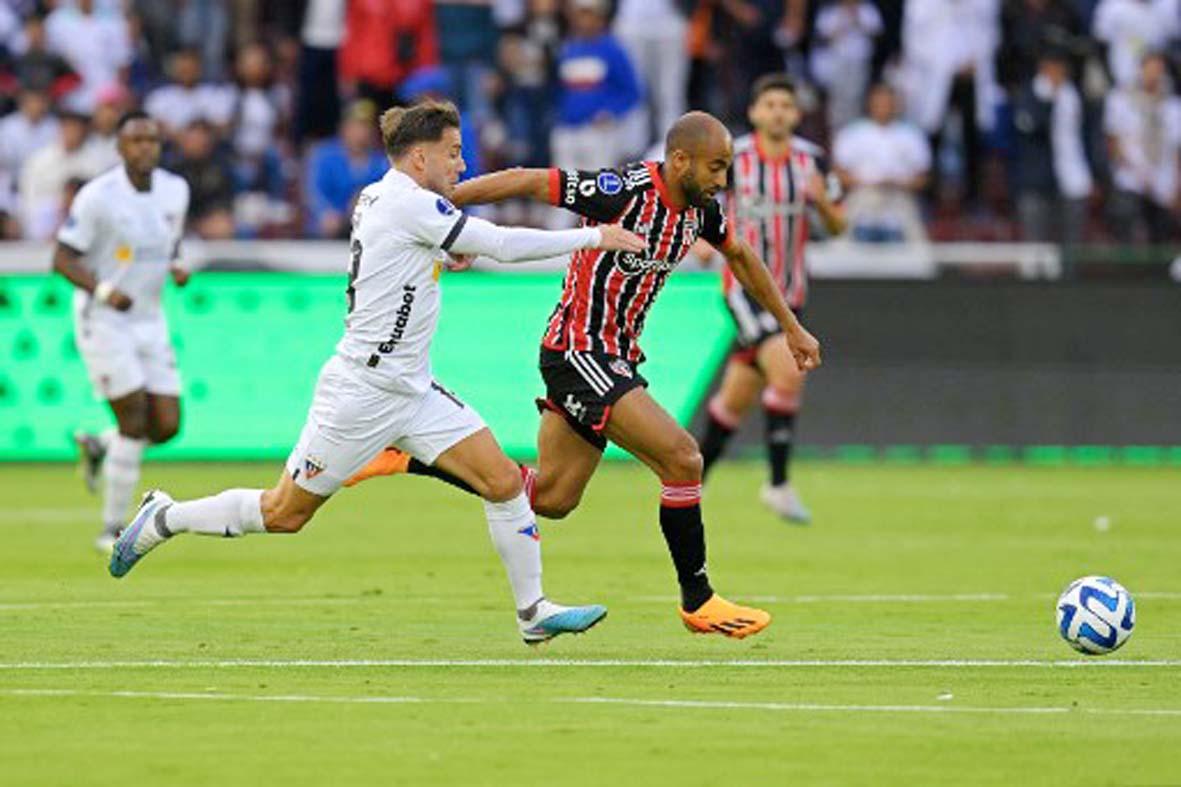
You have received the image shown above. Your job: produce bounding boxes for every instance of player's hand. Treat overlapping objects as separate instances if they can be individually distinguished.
[805,172,828,204]
[170,266,190,287]
[597,224,647,254]
[785,325,821,372]
[107,289,133,312]
[444,253,475,272]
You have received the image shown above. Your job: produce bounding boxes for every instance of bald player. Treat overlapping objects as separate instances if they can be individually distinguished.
[347,112,822,639]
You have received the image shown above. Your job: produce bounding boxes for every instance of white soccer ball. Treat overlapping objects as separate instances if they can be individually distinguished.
[1056,575,1135,655]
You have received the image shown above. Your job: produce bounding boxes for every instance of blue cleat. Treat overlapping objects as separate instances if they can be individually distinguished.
[519,600,608,645]
[109,490,174,578]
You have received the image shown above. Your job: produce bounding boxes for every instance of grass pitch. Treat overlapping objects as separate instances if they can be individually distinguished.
[1,461,1178,786]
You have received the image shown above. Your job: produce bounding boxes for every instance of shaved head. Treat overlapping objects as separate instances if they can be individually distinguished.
[662,111,733,208]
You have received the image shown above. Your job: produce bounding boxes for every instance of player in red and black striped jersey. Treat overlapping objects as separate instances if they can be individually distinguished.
[345,112,821,639]
[698,74,846,524]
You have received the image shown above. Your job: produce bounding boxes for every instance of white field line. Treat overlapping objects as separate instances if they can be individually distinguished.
[1,659,1179,671]
[4,689,1181,718]
[0,597,373,612]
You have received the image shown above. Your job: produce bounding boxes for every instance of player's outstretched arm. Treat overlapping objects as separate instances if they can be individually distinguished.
[452,168,551,207]
[446,215,645,264]
[720,237,821,371]
[51,241,133,311]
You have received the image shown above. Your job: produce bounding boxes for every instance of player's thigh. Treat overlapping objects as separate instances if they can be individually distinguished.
[135,318,182,401]
[756,333,805,397]
[716,358,765,416]
[431,427,521,503]
[76,316,147,406]
[604,387,700,481]
[534,409,602,513]
[392,380,507,490]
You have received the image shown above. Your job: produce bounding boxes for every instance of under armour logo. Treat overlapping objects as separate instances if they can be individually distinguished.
[564,394,585,419]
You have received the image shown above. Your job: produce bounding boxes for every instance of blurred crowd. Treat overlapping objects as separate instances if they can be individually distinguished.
[3,0,1181,246]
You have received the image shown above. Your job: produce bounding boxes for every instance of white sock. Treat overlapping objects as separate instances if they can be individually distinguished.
[102,434,145,533]
[483,492,544,613]
[163,489,265,537]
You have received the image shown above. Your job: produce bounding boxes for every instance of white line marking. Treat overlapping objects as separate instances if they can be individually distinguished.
[3,688,428,705]
[1,659,1178,670]
[0,597,371,612]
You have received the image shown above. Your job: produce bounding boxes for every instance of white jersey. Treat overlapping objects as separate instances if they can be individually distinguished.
[334,167,467,396]
[57,166,190,321]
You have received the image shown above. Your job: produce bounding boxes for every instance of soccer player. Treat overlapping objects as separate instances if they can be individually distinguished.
[347,111,822,639]
[697,74,846,523]
[52,111,191,553]
[109,100,647,644]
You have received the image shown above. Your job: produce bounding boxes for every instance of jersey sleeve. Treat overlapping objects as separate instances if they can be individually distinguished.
[403,188,469,251]
[171,179,191,261]
[546,167,635,223]
[698,198,730,248]
[56,182,101,253]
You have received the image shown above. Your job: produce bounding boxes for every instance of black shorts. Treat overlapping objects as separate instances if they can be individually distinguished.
[537,347,648,451]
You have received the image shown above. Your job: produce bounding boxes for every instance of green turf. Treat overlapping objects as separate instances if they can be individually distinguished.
[1,461,1178,786]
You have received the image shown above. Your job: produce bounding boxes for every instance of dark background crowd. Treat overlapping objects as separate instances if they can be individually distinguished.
[1,0,1180,249]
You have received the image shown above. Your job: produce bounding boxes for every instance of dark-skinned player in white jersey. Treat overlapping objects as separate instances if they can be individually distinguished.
[346,111,821,639]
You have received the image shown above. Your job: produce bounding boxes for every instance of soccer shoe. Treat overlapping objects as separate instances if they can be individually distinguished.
[343,447,410,487]
[679,594,771,639]
[519,599,608,645]
[109,490,174,578]
[760,483,811,524]
[74,431,106,494]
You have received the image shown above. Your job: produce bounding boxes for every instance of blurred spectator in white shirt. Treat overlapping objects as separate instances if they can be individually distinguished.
[833,83,931,242]
[0,89,58,229]
[613,0,688,149]
[44,0,131,114]
[1104,51,1181,241]
[145,48,236,144]
[1092,0,1179,87]
[810,0,883,133]
[228,42,293,236]
[1013,50,1093,248]
[18,111,109,240]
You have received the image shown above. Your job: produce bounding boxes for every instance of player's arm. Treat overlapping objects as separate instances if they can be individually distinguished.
[445,215,644,264]
[719,236,820,371]
[806,170,848,236]
[455,167,633,225]
[51,242,132,311]
[451,168,551,206]
[170,180,192,287]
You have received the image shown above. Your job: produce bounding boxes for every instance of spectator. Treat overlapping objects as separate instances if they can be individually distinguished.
[435,0,500,121]
[228,42,290,192]
[177,0,230,82]
[550,0,643,171]
[0,88,58,230]
[718,0,808,124]
[810,0,884,133]
[18,111,108,239]
[85,83,125,172]
[302,99,386,238]
[613,0,689,148]
[998,0,1086,89]
[494,1,561,169]
[1013,50,1093,248]
[171,119,237,240]
[1092,0,1178,87]
[9,13,80,100]
[44,0,131,113]
[145,48,236,143]
[900,0,1001,205]
[833,83,932,242]
[296,0,345,143]
[338,0,438,114]
[1104,52,1181,242]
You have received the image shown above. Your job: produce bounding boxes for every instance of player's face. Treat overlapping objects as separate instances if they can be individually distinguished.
[419,127,466,199]
[117,119,162,176]
[748,88,799,141]
[677,138,732,208]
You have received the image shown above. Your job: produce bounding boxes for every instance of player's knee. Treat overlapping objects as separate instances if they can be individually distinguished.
[533,491,579,520]
[663,432,704,481]
[260,491,315,533]
[761,385,800,414]
[148,417,180,444]
[117,419,149,441]
[479,466,523,504]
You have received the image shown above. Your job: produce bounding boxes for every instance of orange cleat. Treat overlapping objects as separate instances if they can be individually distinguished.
[679,594,771,639]
[343,447,411,487]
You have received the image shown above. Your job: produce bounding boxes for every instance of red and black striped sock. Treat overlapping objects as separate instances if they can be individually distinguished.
[659,482,713,612]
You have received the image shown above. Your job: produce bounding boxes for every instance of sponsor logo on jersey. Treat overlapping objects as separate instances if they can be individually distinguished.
[517,523,541,541]
[304,455,326,479]
[615,252,676,276]
[377,285,418,353]
[563,170,580,205]
[609,358,632,378]
[436,197,456,215]
[596,171,622,195]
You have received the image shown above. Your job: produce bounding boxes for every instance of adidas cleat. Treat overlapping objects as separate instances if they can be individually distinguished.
[344,447,410,487]
[519,599,608,645]
[679,594,771,639]
[109,490,174,578]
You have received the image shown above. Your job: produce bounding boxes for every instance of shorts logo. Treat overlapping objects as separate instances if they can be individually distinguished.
[578,179,597,197]
[436,197,456,216]
[304,455,326,480]
[563,394,586,420]
[596,171,622,195]
[517,523,541,541]
[609,358,632,378]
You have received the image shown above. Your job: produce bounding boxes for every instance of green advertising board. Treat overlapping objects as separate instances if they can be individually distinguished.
[0,272,733,461]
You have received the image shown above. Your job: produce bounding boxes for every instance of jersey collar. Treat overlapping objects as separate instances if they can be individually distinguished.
[754,132,792,165]
[646,161,685,214]
[117,165,157,193]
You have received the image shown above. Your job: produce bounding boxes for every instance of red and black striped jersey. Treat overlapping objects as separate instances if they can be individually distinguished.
[543,161,729,363]
[722,133,824,309]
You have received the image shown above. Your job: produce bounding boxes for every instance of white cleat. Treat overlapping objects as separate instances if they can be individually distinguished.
[760,483,811,524]
[518,598,608,645]
[109,490,175,578]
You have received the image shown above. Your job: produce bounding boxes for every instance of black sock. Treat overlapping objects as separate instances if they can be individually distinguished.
[765,409,795,487]
[407,457,478,496]
[659,483,713,611]
[699,412,735,480]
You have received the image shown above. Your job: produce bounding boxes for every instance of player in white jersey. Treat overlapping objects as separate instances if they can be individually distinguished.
[52,111,191,552]
[108,101,646,644]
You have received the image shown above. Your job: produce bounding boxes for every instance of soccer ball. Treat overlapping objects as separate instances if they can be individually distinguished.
[1056,576,1135,655]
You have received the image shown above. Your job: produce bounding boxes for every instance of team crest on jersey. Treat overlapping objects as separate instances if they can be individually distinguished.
[436,197,456,216]
[596,171,622,195]
[609,358,632,378]
[114,244,133,263]
[304,455,326,480]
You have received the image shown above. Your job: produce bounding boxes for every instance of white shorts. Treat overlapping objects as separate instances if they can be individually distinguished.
[285,355,486,496]
[74,311,181,401]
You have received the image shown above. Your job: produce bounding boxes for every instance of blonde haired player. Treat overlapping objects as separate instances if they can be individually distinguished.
[109,101,646,643]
